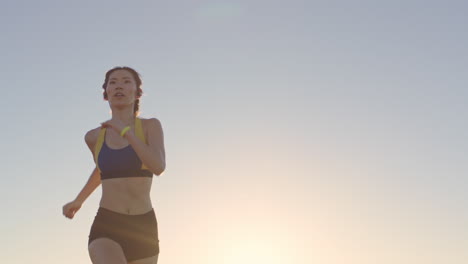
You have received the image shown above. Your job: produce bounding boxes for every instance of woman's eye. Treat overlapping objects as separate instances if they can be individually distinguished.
[109,81,115,84]
[125,80,131,83]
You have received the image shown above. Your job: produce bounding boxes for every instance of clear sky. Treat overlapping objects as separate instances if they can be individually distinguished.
[1,0,467,263]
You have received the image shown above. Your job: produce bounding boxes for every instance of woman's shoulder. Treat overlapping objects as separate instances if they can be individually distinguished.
[84,126,101,148]
[140,117,161,124]
[140,117,163,138]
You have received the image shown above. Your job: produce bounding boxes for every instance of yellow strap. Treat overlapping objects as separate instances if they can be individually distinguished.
[135,118,146,143]
[94,127,107,171]
[135,118,150,170]
[94,118,149,171]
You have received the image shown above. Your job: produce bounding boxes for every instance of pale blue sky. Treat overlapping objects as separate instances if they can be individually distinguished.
[1,1,467,263]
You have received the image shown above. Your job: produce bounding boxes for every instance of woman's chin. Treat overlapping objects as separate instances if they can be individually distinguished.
[109,102,133,109]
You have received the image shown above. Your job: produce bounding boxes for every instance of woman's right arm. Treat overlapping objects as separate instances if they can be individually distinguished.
[63,128,101,219]
[73,166,101,205]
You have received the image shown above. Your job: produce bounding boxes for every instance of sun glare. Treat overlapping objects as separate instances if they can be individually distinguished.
[220,239,286,264]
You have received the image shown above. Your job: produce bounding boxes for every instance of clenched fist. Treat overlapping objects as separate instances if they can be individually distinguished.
[62,200,82,219]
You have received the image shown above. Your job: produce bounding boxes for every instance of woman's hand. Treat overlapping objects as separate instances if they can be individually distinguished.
[62,200,82,219]
[101,119,127,135]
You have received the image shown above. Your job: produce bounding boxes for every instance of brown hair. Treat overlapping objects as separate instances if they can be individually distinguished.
[102,66,143,116]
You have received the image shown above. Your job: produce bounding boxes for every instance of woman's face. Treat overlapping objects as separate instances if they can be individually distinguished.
[105,69,139,107]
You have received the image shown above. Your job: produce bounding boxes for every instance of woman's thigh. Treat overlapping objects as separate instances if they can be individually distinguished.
[88,237,127,264]
[128,254,158,264]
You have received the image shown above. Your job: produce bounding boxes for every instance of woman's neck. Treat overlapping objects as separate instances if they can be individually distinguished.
[111,108,136,126]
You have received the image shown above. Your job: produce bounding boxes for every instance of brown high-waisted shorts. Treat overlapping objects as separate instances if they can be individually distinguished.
[88,207,159,262]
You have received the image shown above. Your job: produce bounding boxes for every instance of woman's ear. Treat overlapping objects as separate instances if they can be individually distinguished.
[136,89,143,99]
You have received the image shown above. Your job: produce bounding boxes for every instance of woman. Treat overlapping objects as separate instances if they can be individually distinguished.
[62,66,166,264]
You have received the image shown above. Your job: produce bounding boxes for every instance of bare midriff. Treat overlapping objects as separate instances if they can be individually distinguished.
[99,177,153,215]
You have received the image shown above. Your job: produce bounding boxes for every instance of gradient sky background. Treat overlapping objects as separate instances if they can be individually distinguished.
[1,0,467,263]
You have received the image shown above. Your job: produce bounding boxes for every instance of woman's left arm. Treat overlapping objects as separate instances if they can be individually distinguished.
[130,118,166,175]
[103,118,166,175]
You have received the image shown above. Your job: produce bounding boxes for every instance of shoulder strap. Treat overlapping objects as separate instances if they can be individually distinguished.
[94,128,106,171]
[135,118,146,144]
[135,118,150,171]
